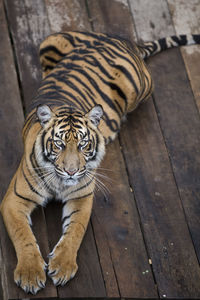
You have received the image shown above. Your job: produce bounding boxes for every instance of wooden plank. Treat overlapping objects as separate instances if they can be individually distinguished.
[0,1,55,299]
[45,0,90,33]
[127,0,200,298]
[44,1,107,298]
[120,100,200,298]
[87,0,158,298]
[2,0,57,298]
[87,0,136,43]
[150,49,200,263]
[0,245,5,300]
[0,0,23,298]
[168,0,200,114]
[0,4,24,199]
[129,0,174,40]
[92,140,157,298]
[4,0,50,111]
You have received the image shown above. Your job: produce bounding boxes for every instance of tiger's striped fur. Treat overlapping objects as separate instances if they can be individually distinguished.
[138,34,200,59]
[1,31,200,295]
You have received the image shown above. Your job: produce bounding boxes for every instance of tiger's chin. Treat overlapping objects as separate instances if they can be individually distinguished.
[64,178,79,186]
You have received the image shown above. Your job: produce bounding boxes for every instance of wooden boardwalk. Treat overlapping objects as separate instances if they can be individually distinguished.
[0,0,200,299]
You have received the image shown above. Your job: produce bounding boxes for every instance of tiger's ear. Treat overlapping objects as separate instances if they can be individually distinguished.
[37,105,53,126]
[86,105,103,127]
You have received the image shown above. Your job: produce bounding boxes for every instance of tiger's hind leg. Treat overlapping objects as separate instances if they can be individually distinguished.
[0,177,47,294]
[48,194,93,286]
[39,33,73,78]
[39,32,86,78]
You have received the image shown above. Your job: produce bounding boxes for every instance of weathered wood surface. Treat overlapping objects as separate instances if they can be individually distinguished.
[0,0,55,298]
[0,0,200,299]
[0,1,24,299]
[88,1,157,298]
[4,0,50,112]
[168,0,200,112]
[127,0,200,298]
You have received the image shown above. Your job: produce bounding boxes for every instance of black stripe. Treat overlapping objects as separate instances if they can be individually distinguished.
[44,65,54,72]
[62,209,80,223]
[64,73,95,98]
[97,46,116,59]
[29,142,54,194]
[41,73,88,112]
[24,111,35,126]
[97,43,142,87]
[87,67,127,110]
[114,99,123,114]
[40,45,66,57]
[70,32,127,53]
[63,220,86,234]
[75,36,92,48]
[88,133,99,162]
[171,35,187,46]
[193,34,200,44]
[84,67,121,115]
[22,164,44,198]
[44,55,58,64]
[157,39,167,51]
[55,76,91,110]
[66,177,94,198]
[14,179,38,206]
[144,41,158,55]
[70,123,83,129]
[41,130,47,159]
[29,97,67,112]
[62,33,76,47]
[59,123,69,129]
[70,51,115,80]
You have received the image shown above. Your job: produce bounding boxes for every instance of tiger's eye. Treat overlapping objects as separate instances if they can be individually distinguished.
[79,140,88,148]
[55,140,64,148]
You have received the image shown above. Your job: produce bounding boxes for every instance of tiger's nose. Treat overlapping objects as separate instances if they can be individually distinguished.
[65,168,78,176]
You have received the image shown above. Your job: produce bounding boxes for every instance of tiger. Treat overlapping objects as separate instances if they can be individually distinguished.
[0,31,200,295]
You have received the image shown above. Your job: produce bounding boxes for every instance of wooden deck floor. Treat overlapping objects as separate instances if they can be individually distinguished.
[0,0,200,299]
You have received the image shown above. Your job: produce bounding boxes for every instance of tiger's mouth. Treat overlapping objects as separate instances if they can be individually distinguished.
[55,168,85,186]
[64,177,78,186]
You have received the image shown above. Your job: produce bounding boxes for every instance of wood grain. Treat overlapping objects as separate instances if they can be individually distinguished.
[88,0,136,43]
[0,0,23,298]
[88,0,158,298]
[0,0,55,298]
[45,0,90,32]
[168,0,200,112]
[4,0,50,112]
[92,140,157,298]
[127,0,200,297]
[3,0,57,298]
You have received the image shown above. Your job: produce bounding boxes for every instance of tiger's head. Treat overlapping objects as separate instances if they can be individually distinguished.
[35,105,105,187]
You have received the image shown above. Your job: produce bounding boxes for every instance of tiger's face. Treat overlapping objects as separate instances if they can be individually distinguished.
[35,105,105,187]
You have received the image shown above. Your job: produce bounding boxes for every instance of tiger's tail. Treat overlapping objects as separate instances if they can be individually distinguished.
[138,34,200,59]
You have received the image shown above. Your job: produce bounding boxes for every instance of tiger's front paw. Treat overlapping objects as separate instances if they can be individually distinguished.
[48,246,78,286]
[14,255,47,294]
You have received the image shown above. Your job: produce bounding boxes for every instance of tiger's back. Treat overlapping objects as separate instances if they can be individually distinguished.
[28,31,153,143]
